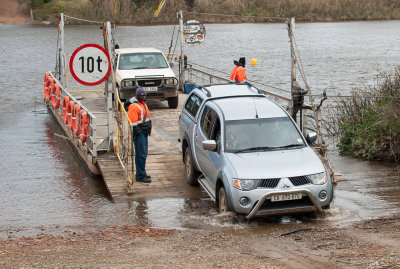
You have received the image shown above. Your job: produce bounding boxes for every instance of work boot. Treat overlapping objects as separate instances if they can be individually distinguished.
[145,175,151,179]
[136,177,151,183]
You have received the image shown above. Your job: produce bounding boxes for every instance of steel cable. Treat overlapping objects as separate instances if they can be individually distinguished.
[182,11,287,21]
[64,15,102,24]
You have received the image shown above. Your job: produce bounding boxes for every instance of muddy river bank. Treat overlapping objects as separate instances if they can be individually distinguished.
[1,213,399,268]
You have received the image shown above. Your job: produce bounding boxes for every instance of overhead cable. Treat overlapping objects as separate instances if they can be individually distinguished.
[64,15,102,24]
[183,11,286,21]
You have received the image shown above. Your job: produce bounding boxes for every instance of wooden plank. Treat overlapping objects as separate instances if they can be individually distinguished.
[95,126,192,200]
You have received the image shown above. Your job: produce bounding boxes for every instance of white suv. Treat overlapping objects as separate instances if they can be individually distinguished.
[114,47,179,108]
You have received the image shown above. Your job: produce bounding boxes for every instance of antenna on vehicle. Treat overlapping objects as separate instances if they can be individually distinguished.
[252,97,259,119]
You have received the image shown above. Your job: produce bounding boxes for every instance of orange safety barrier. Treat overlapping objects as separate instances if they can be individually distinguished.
[62,96,70,123]
[43,73,49,98]
[44,77,54,101]
[72,104,81,135]
[79,110,89,143]
[51,84,61,109]
[67,100,75,129]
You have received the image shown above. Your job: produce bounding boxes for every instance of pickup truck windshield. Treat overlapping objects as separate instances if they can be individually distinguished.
[118,52,169,70]
[225,117,305,152]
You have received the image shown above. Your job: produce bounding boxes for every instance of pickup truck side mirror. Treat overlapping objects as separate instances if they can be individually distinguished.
[169,62,174,68]
[202,140,217,151]
[306,132,317,144]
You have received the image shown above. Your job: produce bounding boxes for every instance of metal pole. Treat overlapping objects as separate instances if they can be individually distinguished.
[288,17,297,121]
[104,21,114,151]
[59,13,65,87]
[179,10,185,92]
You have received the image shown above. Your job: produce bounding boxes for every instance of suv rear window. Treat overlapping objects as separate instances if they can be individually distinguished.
[184,93,203,117]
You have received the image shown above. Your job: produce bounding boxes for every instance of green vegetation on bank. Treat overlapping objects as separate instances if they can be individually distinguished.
[29,0,51,9]
[334,67,400,163]
[30,0,400,24]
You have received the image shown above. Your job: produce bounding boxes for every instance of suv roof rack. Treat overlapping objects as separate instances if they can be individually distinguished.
[198,85,211,97]
[243,82,263,95]
[195,82,264,98]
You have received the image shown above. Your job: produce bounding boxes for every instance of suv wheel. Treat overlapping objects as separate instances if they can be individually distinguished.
[218,186,229,212]
[167,96,179,109]
[184,147,199,185]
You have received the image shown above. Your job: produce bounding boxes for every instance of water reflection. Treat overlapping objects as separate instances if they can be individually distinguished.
[118,197,337,231]
[327,150,400,222]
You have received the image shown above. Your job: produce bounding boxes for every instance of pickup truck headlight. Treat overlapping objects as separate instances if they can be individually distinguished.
[307,172,327,185]
[233,179,260,191]
[165,78,176,85]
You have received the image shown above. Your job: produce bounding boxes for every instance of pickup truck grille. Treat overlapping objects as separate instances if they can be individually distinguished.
[258,178,280,188]
[137,79,162,87]
[289,176,311,186]
[257,176,311,188]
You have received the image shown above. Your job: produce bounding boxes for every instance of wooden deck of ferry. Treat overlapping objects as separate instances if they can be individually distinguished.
[49,87,205,202]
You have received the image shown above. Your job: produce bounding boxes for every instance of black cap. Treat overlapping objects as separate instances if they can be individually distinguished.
[234,57,246,67]
[239,57,246,66]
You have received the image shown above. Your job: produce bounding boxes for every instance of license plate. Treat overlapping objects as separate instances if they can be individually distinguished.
[271,193,302,202]
[145,87,158,92]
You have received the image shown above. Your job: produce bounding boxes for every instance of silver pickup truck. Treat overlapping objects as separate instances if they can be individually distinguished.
[178,83,333,219]
[115,47,179,108]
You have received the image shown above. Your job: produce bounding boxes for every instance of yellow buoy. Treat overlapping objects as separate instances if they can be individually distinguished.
[250,58,257,65]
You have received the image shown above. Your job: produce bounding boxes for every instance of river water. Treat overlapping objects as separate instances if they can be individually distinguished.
[1,21,400,234]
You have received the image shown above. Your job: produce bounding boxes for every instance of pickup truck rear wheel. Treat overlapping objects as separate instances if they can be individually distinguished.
[167,96,179,109]
[184,147,199,185]
[218,186,229,212]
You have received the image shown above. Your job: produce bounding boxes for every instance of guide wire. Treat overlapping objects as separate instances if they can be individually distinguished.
[182,11,286,21]
[64,15,102,24]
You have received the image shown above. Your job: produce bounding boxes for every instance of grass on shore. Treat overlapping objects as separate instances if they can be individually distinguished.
[31,0,400,24]
[332,67,400,163]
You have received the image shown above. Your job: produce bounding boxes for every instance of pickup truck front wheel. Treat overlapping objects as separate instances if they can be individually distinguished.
[184,147,199,185]
[218,186,230,213]
[167,96,179,109]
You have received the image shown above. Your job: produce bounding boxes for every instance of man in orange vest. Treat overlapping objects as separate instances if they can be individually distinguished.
[229,57,247,83]
[127,87,152,183]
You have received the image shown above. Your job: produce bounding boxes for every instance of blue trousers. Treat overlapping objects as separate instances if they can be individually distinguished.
[133,133,148,180]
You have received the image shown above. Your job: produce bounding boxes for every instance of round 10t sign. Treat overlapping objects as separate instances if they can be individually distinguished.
[69,44,111,86]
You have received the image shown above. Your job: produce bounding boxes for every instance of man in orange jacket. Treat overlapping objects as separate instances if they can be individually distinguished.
[229,57,247,83]
[126,87,152,183]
